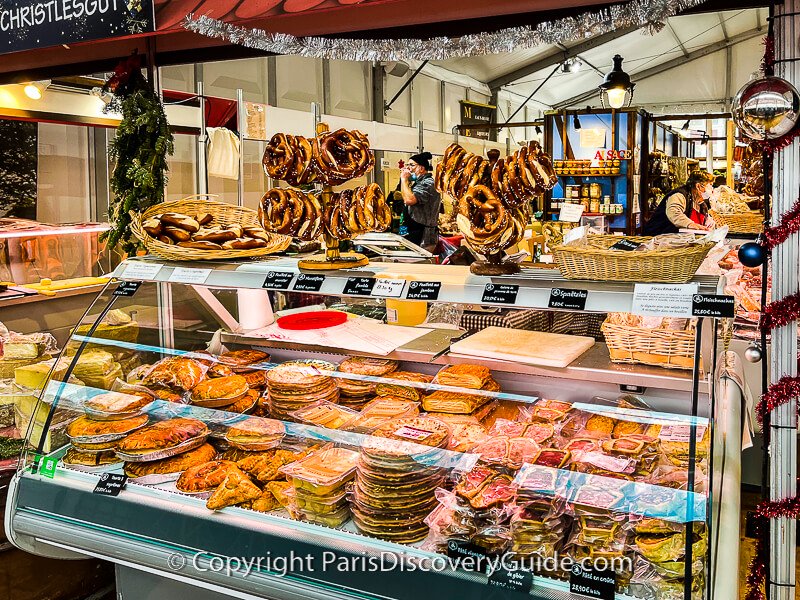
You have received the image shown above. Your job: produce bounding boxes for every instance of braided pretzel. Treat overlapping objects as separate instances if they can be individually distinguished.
[263,134,296,181]
[456,185,510,249]
[526,141,557,191]
[259,188,322,240]
[314,129,373,185]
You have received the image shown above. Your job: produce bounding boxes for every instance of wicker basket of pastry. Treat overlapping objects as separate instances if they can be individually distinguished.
[601,313,697,370]
[551,234,715,283]
[131,196,291,261]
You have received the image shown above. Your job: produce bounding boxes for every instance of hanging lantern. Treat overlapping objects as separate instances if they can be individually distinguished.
[599,55,635,109]
[732,76,800,141]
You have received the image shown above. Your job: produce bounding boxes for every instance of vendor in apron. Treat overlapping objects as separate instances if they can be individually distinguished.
[643,171,716,235]
[399,152,441,251]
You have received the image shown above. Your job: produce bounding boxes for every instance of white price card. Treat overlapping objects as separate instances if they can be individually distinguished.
[631,283,698,317]
[168,268,212,285]
[559,203,585,223]
[371,279,406,298]
[122,262,163,281]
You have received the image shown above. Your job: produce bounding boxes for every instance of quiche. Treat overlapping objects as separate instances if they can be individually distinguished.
[67,414,148,440]
[117,418,208,454]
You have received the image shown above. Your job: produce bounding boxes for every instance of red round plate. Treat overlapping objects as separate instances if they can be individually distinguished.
[277,311,348,330]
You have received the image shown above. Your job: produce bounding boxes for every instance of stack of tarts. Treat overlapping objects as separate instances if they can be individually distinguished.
[63,390,154,469]
[350,417,450,543]
[266,360,339,420]
[335,356,398,408]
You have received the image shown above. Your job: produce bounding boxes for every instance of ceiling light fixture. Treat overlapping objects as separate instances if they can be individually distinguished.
[561,57,582,74]
[23,80,50,100]
[599,55,634,109]
[573,113,582,130]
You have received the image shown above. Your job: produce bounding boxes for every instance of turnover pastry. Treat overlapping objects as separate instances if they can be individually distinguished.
[143,356,207,391]
[177,460,240,493]
[433,364,492,390]
[63,448,119,467]
[67,414,148,441]
[125,443,217,478]
[206,466,262,511]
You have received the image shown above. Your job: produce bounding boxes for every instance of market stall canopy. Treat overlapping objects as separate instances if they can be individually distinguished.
[0,0,760,82]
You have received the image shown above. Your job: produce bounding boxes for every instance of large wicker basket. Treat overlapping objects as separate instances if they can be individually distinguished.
[551,235,715,283]
[601,319,696,370]
[130,196,291,261]
[709,210,763,235]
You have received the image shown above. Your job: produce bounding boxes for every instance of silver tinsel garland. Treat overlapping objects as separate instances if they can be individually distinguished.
[183,0,706,62]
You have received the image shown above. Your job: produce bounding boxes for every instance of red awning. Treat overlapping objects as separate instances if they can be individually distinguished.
[0,0,613,80]
[162,90,238,129]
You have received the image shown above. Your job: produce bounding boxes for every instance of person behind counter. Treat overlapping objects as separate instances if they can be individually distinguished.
[643,171,716,234]
[399,152,442,251]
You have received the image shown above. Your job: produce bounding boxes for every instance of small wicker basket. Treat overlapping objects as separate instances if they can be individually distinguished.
[551,235,714,283]
[130,196,291,261]
[601,319,696,370]
[709,210,763,235]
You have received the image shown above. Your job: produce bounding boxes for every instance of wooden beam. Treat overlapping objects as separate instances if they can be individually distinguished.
[487,26,639,90]
[554,27,765,109]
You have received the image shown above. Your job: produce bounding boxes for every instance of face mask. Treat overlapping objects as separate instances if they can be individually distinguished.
[701,185,713,200]
[410,173,418,182]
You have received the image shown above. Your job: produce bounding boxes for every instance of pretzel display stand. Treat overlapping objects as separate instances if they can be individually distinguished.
[299,126,369,270]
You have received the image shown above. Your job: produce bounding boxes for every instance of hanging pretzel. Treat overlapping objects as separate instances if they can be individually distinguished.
[263,134,296,181]
[259,188,322,240]
[314,128,373,185]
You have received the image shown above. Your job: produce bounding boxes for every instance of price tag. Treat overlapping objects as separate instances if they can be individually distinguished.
[293,274,325,292]
[632,283,697,317]
[93,473,128,497]
[691,294,736,318]
[610,238,641,251]
[343,277,376,296]
[660,424,707,442]
[371,279,405,298]
[488,566,534,597]
[394,425,434,441]
[113,281,141,297]
[569,564,616,600]
[445,540,490,572]
[122,262,163,281]
[406,281,441,301]
[549,288,588,310]
[168,268,212,285]
[559,203,585,223]
[36,455,57,479]
[262,271,294,290]
[481,284,519,305]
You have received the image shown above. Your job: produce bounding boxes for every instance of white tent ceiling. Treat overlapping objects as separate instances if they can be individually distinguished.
[434,7,768,114]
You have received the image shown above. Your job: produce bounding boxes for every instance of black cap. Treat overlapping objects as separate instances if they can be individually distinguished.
[409,151,433,170]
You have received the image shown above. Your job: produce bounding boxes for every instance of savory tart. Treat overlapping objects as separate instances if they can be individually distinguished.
[290,402,357,429]
[206,466,262,510]
[217,349,270,367]
[226,390,260,414]
[67,414,148,441]
[63,448,119,466]
[374,371,433,401]
[124,443,217,478]
[422,390,491,414]
[190,375,249,405]
[433,364,492,390]
[116,418,209,455]
[371,416,450,449]
[226,417,285,450]
[70,439,119,452]
[84,391,152,415]
[177,460,240,493]
[242,369,269,388]
[143,357,207,391]
[337,356,398,377]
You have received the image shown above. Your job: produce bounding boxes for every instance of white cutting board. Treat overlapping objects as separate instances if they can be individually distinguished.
[449,326,595,368]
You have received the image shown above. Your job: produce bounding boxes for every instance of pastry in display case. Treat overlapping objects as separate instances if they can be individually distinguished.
[5,258,739,600]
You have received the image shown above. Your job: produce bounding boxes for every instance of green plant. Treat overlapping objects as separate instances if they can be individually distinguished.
[101,55,174,253]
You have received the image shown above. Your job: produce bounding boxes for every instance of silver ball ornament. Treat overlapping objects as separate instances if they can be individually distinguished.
[732,76,800,141]
[745,342,763,363]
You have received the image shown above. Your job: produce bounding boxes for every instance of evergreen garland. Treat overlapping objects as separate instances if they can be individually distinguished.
[101,55,174,253]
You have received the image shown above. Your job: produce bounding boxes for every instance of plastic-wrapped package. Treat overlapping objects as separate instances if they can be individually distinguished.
[422,303,464,329]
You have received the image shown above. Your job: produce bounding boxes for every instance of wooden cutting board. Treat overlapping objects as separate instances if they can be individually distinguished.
[449,326,595,368]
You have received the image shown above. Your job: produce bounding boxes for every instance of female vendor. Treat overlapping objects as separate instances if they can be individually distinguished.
[643,171,716,234]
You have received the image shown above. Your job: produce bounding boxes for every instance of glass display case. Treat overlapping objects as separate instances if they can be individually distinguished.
[6,257,742,600]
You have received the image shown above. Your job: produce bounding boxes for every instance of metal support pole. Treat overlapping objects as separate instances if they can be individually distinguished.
[197,81,208,195]
[312,101,321,129]
[417,120,424,153]
[770,1,799,598]
[236,88,245,208]
[385,60,428,113]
